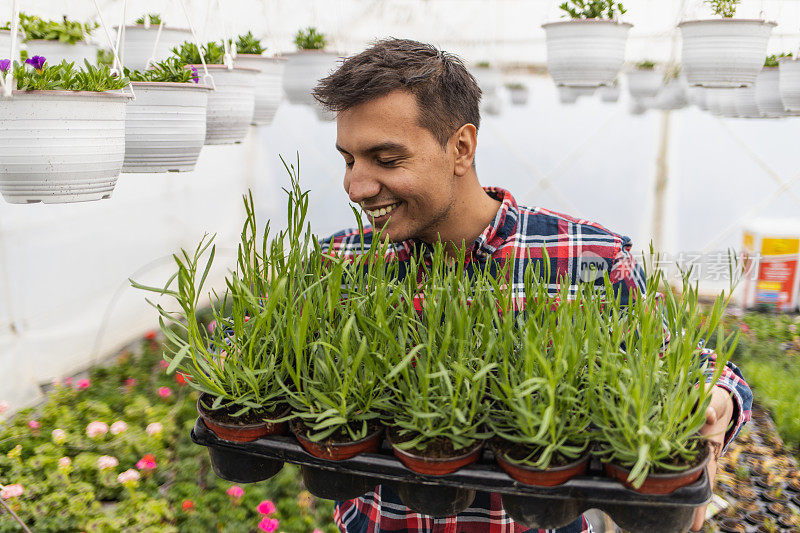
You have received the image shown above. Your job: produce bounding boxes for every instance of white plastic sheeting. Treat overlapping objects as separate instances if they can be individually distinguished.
[2,1,800,409]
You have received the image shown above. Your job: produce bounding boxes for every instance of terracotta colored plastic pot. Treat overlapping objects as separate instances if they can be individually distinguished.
[496,449,590,486]
[291,420,383,460]
[387,431,483,475]
[197,395,289,443]
[603,444,710,495]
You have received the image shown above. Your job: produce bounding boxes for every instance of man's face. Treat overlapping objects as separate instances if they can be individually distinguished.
[336,90,456,243]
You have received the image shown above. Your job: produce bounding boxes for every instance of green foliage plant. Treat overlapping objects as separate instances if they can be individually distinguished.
[135,13,162,25]
[171,41,226,65]
[294,27,327,50]
[559,0,627,19]
[382,246,495,453]
[636,60,656,70]
[124,57,197,83]
[765,53,792,68]
[705,0,740,18]
[130,158,312,417]
[17,13,97,44]
[589,263,739,488]
[11,59,129,91]
[235,31,266,55]
[487,257,596,469]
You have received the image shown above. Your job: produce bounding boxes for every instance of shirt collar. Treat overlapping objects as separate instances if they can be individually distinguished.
[399,187,519,260]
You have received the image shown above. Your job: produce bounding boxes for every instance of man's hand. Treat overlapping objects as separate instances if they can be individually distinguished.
[691,386,734,531]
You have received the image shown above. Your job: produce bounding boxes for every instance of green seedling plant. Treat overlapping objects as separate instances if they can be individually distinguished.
[636,60,656,70]
[135,13,162,25]
[765,53,792,68]
[487,257,596,469]
[125,57,197,83]
[294,27,327,50]
[171,41,226,65]
[130,158,311,417]
[18,13,97,44]
[10,59,129,91]
[236,31,266,55]
[383,245,495,453]
[559,0,626,19]
[505,82,526,90]
[705,0,740,18]
[589,258,740,488]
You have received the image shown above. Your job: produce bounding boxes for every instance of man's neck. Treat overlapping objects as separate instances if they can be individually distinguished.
[417,172,502,258]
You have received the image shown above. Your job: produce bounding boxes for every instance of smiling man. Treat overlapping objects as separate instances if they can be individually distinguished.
[313,38,752,533]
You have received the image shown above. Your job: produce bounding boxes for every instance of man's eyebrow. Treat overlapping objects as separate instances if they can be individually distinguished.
[335,142,410,156]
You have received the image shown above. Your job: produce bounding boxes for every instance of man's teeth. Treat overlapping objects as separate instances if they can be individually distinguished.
[365,202,400,218]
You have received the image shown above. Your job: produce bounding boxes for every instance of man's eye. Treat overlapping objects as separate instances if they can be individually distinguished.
[377,159,400,167]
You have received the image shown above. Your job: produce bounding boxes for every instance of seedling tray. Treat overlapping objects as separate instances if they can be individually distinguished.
[192,418,711,533]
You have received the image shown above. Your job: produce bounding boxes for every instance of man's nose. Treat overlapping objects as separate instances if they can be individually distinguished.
[345,162,381,204]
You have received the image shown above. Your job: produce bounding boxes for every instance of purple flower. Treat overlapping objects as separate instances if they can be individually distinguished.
[190,66,199,83]
[25,55,46,72]
[0,59,10,73]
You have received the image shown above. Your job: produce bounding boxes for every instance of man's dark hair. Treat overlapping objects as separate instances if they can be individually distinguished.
[313,38,482,147]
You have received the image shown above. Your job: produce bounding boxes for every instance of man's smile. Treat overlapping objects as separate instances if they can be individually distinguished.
[363,201,402,219]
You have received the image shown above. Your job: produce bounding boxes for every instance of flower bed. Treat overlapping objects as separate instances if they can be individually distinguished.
[0,335,337,532]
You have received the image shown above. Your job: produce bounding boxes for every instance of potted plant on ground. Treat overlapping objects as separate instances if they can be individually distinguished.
[542,0,632,88]
[382,248,494,517]
[778,54,800,113]
[172,40,258,144]
[626,60,662,99]
[505,82,529,105]
[122,57,212,173]
[19,13,99,67]
[282,27,339,119]
[116,13,192,71]
[757,54,790,117]
[678,0,776,88]
[232,32,286,126]
[0,58,130,204]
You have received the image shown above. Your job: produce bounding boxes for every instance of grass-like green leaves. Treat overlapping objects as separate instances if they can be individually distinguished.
[294,27,327,50]
[236,32,266,55]
[11,59,130,92]
[171,41,227,65]
[559,0,626,19]
[17,12,97,44]
[135,13,162,25]
[705,0,740,18]
[125,57,197,83]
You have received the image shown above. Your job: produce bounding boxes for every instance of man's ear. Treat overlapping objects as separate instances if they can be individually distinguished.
[451,123,477,177]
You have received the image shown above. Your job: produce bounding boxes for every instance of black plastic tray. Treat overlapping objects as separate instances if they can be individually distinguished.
[192,418,711,532]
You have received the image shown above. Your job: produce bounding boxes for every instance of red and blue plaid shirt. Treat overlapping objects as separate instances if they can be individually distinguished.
[321,187,753,533]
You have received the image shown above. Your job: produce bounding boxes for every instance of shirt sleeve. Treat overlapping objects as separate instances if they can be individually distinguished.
[609,237,752,453]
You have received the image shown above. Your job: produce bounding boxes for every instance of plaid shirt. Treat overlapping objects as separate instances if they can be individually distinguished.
[321,187,753,533]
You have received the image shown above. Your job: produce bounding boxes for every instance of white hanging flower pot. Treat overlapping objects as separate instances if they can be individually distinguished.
[507,85,529,106]
[678,19,776,88]
[734,86,761,118]
[598,82,620,102]
[755,67,785,117]
[707,88,738,117]
[233,55,286,125]
[0,30,22,56]
[652,77,688,110]
[189,64,258,145]
[557,85,596,104]
[282,50,340,107]
[626,69,662,99]
[122,82,212,173]
[541,20,632,87]
[779,58,800,112]
[0,91,129,204]
[471,65,503,94]
[23,40,98,66]
[117,25,192,71]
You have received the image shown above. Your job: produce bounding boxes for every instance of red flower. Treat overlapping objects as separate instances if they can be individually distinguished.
[181,499,194,511]
[136,453,157,471]
[175,373,189,385]
[144,331,157,340]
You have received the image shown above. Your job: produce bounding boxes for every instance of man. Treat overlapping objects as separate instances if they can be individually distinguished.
[313,38,752,533]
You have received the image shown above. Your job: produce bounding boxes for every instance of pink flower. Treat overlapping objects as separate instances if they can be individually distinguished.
[208,320,217,332]
[76,379,91,390]
[313,530,324,533]
[740,323,751,333]
[0,401,10,414]
[258,517,279,532]
[58,457,71,469]
[51,429,67,444]
[117,469,140,485]
[28,420,41,430]
[157,387,172,398]
[146,422,163,436]
[158,360,169,370]
[64,377,73,386]
[124,378,137,387]
[110,421,128,435]
[226,485,244,499]
[97,455,119,470]
[135,453,157,471]
[0,484,24,499]
[257,500,277,515]
[86,421,109,438]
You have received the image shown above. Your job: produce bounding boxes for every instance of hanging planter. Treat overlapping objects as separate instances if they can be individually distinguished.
[557,85,595,104]
[282,50,340,106]
[733,85,761,118]
[505,83,529,106]
[18,14,99,66]
[756,60,786,117]
[542,1,632,89]
[189,64,258,145]
[117,25,192,71]
[626,62,662,99]
[0,29,22,56]
[122,81,212,173]
[652,77,688,110]
[678,19,776,88]
[779,58,800,112]
[234,55,286,125]
[598,81,620,102]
